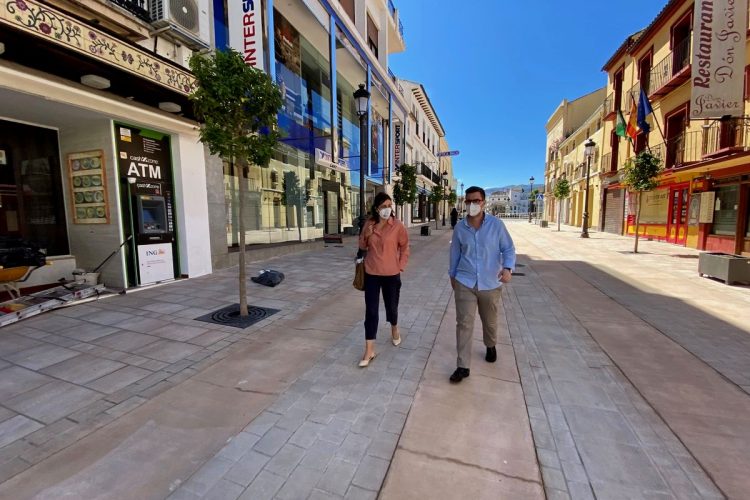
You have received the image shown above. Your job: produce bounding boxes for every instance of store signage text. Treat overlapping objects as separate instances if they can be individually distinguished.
[126,157,162,180]
[394,124,402,166]
[229,0,265,71]
[691,0,748,118]
[315,148,349,170]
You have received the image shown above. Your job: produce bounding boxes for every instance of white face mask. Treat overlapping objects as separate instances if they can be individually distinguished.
[378,207,392,219]
[468,203,482,217]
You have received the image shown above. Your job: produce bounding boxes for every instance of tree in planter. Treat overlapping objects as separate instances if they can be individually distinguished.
[428,183,445,229]
[392,164,418,223]
[190,49,282,316]
[622,150,663,254]
[552,178,570,232]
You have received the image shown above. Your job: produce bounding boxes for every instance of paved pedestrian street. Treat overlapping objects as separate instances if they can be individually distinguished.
[0,221,748,499]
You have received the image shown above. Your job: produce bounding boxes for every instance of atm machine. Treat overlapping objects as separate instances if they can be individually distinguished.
[130,187,175,285]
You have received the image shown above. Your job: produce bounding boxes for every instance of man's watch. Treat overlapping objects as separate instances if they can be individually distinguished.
[503,268,512,273]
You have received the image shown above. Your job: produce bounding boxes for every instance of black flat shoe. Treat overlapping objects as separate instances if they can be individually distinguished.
[485,346,497,363]
[449,367,470,383]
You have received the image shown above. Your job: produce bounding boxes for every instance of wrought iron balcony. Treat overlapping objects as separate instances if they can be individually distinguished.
[109,0,151,22]
[649,131,702,169]
[701,117,750,157]
[603,92,615,118]
[649,37,691,98]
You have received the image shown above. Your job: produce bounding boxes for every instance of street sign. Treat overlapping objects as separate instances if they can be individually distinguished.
[437,150,460,157]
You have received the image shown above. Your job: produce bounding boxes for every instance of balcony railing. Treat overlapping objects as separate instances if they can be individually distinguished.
[603,92,615,117]
[109,0,151,22]
[702,117,750,156]
[649,37,691,95]
[649,131,702,169]
[387,0,404,38]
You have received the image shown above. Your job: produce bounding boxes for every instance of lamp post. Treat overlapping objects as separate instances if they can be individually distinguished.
[528,176,535,223]
[441,171,447,226]
[353,84,370,233]
[581,138,595,238]
[460,182,464,215]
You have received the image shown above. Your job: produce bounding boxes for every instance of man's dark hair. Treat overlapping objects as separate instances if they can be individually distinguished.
[465,186,485,201]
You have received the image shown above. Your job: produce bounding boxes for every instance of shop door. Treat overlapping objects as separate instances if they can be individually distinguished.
[603,189,624,235]
[667,185,689,245]
[324,191,339,234]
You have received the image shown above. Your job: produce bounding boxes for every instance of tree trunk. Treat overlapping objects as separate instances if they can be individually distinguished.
[634,192,642,254]
[237,158,248,316]
[557,199,562,231]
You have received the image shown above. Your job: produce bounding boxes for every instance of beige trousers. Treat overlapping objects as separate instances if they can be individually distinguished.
[454,281,502,369]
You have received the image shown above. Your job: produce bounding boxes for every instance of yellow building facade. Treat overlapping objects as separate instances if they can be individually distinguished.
[598,0,750,255]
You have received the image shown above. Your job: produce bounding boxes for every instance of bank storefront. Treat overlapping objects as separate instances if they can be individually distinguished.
[0,0,212,291]
[217,0,406,254]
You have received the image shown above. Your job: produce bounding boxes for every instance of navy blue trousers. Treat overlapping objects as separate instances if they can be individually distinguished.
[364,273,401,340]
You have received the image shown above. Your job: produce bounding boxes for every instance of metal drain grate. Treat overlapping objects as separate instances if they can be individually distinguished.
[194,304,280,329]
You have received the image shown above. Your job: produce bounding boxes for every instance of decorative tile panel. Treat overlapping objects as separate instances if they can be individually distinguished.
[1,0,196,95]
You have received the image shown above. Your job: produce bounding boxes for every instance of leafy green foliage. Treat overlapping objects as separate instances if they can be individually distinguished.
[622,151,662,193]
[552,178,570,199]
[428,183,444,205]
[392,164,418,206]
[446,190,457,205]
[189,49,282,166]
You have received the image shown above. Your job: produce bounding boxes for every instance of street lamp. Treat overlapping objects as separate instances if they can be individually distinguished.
[441,171,447,226]
[354,84,370,233]
[528,176,535,223]
[581,138,595,238]
[460,182,464,215]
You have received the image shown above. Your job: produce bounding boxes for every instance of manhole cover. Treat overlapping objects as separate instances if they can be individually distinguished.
[194,304,279,329]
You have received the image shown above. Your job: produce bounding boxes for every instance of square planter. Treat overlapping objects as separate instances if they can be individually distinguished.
[698,252,750,285]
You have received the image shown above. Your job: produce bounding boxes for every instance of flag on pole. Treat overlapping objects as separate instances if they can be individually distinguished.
[626,101,638,140]
[637,88,653,134]
[615,110,627,137]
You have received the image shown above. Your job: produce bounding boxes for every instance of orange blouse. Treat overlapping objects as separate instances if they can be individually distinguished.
[358,217,410,276]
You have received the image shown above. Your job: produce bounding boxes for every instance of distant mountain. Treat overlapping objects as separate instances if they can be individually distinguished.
[486,184,544,194]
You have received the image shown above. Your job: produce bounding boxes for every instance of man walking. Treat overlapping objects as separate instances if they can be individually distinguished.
[448,186,516,383]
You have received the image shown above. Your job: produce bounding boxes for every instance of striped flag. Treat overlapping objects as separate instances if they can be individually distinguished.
[626,101,638,140]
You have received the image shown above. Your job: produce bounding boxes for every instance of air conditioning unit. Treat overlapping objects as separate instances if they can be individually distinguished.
[149,0,211,50]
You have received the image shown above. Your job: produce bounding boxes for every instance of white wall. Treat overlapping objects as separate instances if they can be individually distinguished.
[171,133,212,279]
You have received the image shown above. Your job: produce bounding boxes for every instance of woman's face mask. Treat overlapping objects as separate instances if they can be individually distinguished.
[379,207,392,219]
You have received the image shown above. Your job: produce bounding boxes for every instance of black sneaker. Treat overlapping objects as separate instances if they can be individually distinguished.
[485,346,497,363]
[449,367,470,383]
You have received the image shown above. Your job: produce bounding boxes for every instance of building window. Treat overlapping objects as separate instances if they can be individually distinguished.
[712,185,739,236]
[340,0,355,23]
[367,14,378,58]
[0,119,69,256]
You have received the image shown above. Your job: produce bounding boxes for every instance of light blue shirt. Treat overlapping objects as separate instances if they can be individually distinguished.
[449,213,516,291]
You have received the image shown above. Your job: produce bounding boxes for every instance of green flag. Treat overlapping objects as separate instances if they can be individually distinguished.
[615,110,627,137]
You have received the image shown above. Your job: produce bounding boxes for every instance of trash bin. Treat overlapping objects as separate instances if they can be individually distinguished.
[540,220,548,228]
[420,226,431,236]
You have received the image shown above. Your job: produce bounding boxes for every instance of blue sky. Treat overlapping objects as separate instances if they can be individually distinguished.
[388,0,663,190]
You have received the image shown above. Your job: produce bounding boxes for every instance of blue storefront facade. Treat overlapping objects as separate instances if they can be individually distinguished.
[214,0,408,245]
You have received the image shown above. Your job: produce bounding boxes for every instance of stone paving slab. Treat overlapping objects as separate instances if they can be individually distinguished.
[380,293,544,499]
[508,221,744,499]
[168,227,452,500]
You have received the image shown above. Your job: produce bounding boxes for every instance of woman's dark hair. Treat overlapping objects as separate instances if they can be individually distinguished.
[370,192,393,222]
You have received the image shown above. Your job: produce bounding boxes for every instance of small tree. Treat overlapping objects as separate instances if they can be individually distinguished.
[552,178,570,232]
[446,190,457,207]
[622,151,662,253]
[428,184,444,229]
[392,164,418,223]
[190,49,282,316]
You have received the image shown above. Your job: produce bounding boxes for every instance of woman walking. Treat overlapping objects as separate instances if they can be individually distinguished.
[357,192,409,367]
